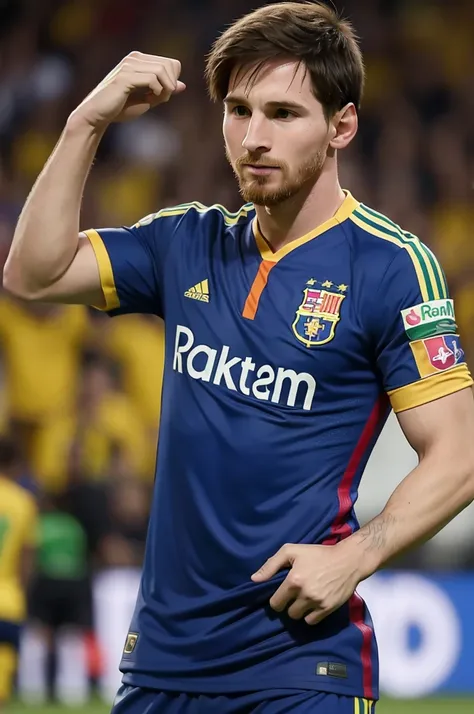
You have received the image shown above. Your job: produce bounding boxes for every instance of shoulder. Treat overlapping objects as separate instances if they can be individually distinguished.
[347,201,447,302]
[133,201,255,232]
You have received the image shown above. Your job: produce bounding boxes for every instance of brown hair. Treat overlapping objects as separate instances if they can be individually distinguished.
[205,1,364,120]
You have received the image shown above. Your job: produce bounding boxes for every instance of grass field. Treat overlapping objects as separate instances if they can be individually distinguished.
[5,699,474,713]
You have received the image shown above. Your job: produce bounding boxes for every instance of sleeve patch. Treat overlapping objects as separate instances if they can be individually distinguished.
[410,334,465,378]
[401,298,456,340]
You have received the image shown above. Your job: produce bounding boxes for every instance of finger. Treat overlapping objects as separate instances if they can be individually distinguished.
[127,52,182,77]
[251,545,295,582]
[287,597,314,620]
[126,55,181,86]
[120,72,172,102]
[269,579,298,612]
[152,64,178,95]
[304,604,338,626]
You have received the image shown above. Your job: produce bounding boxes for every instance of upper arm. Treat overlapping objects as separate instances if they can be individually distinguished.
[397,387,474,459]
[26,233,105,307]
[371,246,473,413]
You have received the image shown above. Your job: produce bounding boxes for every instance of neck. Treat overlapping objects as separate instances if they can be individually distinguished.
[253,166,345,253]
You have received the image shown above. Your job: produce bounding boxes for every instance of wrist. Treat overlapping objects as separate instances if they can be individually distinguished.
[66,110,109,139]
[338,534,381,582]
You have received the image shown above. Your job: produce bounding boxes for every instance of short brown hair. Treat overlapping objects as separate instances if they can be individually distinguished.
[205,1,364,119]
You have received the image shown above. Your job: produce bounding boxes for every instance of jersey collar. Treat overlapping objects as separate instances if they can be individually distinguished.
[252,190,359,263]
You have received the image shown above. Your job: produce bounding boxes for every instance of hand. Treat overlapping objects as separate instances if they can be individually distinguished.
[251,542,363,625]
[70,51,186,129]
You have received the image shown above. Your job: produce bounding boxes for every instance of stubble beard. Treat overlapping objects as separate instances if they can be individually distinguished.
[227,148,326,207]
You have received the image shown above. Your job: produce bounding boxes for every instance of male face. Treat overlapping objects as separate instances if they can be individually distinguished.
[223,58,332,206]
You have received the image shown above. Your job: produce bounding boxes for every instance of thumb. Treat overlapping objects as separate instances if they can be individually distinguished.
[174,80,186,94]
[251,546,294,582]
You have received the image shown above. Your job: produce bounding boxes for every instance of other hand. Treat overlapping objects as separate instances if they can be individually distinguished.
[251,542,363,625]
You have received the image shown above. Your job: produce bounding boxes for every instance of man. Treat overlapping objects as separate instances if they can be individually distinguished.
[4,2,474,712]
[0,437,37,708]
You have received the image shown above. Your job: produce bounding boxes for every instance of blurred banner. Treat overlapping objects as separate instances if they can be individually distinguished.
[91,569,474,701]
[359,573,473,698]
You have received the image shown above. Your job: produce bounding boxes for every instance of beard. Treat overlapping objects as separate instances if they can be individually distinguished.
[227,147,326,207]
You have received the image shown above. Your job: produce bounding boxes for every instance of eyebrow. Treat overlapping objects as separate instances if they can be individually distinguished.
[223,95,307,112]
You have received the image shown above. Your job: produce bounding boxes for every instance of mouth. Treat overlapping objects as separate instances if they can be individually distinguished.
[243,164,280,176]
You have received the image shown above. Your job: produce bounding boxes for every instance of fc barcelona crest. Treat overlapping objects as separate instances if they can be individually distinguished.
[292,279,347,347]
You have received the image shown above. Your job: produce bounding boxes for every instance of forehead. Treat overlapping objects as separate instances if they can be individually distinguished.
[228,57,315,104]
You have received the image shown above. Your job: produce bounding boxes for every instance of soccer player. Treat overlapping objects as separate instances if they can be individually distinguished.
[4,2,474,712]
[0,437,37,708]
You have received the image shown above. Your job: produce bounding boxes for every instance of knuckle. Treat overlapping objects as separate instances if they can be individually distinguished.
[288,572,303,588]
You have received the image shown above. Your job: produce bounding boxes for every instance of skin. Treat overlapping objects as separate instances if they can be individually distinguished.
[3,51,474,628]
[223,58,358,251]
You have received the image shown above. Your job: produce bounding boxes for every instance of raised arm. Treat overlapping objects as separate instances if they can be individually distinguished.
[3,52,185,306]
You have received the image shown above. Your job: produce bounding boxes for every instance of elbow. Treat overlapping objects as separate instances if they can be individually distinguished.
[3,258,39,301]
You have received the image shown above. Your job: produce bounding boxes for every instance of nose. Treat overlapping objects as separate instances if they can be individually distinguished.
[241,114,271,154]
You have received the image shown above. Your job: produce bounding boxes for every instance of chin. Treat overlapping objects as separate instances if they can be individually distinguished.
[239,179,284,206]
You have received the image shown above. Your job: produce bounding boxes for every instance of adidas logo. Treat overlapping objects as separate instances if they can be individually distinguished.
[184,279,210,303]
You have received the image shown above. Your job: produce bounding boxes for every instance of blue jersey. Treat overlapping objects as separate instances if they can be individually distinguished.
[85,191,472,701]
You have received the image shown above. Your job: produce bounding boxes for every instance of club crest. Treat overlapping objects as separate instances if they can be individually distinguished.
[292,280,347,347]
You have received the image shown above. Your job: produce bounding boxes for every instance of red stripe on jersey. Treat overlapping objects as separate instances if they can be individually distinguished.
[329,394,387,542]
[323,394,388,695]
[350,592,374,700]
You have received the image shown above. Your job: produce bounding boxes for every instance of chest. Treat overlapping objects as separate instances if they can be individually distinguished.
[163,235,374,395]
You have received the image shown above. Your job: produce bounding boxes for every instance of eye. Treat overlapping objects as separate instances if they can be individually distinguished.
[274,108,295,120]
[232,105,250,117]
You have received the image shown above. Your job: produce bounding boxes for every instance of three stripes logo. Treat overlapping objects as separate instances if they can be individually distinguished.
[184,279,210,303]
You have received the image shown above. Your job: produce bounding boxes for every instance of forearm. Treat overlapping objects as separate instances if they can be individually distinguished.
[347,449,474,579]
[4,114,105,296]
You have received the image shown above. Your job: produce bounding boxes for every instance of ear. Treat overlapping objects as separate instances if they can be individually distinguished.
[329,103,358,150]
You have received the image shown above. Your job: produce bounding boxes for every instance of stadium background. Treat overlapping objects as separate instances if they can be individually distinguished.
[0,0,474,711]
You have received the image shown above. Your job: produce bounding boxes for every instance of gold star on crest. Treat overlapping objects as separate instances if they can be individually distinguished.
[338,283,349,292]
[306,278,317,286]
[322,280,333,288]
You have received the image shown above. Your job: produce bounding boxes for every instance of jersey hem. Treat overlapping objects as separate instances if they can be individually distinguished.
[120,672,378,701]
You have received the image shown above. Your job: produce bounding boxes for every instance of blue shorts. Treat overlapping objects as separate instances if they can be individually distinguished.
[111,685,376,714]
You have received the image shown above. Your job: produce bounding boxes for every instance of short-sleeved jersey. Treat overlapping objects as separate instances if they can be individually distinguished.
[0,477,37,622]
[85,191,472,701]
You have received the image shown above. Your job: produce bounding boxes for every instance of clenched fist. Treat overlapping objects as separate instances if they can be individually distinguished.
[71,51,186,129]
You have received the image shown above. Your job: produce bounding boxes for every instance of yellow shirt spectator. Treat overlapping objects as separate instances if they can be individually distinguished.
[0,476,37,623]
[0,299,88,423]
[32,375,151,493]
[100,314,165,430]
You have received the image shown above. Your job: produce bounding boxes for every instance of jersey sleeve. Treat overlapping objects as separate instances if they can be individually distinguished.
[84,207,189,318]
[371,247,473,413]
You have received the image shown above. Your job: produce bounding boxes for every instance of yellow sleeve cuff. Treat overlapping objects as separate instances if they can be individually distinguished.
[84,229,120,311]
[387,364,473,413]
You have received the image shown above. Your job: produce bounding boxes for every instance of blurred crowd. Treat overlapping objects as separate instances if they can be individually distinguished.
[0,0,474,579]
